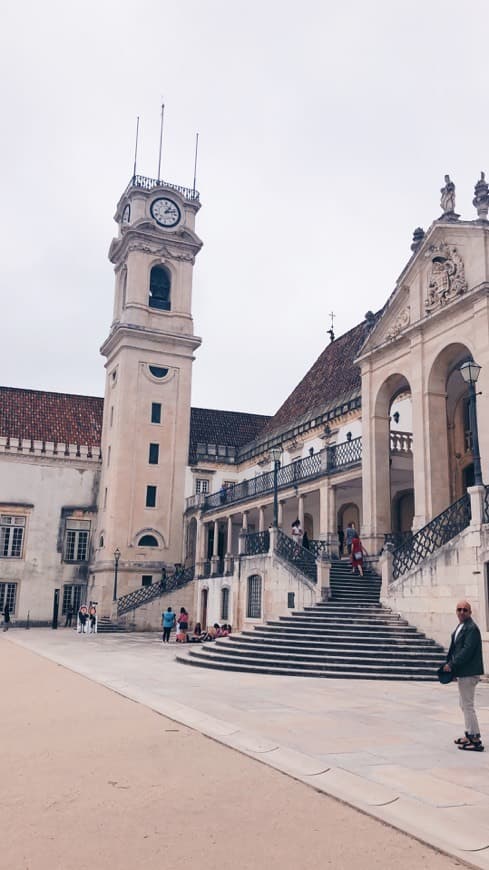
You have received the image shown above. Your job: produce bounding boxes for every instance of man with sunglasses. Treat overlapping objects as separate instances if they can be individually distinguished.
[443,600,484,752]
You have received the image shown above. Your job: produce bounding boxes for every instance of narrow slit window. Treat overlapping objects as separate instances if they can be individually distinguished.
[149,443,159,465]
[146,486,157,508]
[151,403,162,424]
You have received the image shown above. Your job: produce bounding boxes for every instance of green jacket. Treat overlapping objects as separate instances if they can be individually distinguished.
[447,618,484,677]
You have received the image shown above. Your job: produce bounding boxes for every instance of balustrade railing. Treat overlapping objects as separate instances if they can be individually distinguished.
[244,530,270,556]
[126,175,200,201]
[327,436,362,471]
[275,529,317,583]
[389,431,413,453]
[117,567,195,616]
[384,530,413,550]
[392,494,471,580]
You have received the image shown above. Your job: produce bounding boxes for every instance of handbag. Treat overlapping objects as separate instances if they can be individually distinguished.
[354,552,362,560]
[437,665,453,684]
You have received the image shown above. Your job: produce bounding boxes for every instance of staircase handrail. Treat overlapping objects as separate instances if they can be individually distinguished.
[392,494,471,580]
[275,529,317,583]
[243,530,270,556]
[117,566,195,616]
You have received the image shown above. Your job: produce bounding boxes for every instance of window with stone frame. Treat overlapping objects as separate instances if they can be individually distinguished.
[195,478,210,495]
[64,520,91,562]
[0,515,26,558]
[0,581,17,614]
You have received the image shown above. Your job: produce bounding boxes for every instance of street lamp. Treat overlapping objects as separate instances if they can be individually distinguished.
[113,547,121,602]
[459,360,483,486]
[270,446,282,528]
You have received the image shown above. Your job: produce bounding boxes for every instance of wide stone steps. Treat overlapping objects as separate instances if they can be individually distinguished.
[176,559,445,679]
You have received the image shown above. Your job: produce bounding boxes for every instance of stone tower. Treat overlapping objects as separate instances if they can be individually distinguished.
[91,175,202,613]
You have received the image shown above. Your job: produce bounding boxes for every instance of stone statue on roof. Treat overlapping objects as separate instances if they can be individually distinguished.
[440,174,456,216]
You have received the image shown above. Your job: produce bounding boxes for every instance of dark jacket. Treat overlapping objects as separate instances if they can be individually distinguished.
[446,618,484,677]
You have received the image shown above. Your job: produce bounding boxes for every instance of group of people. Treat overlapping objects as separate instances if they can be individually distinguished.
[161,606,232,644]
[76,605,97,634]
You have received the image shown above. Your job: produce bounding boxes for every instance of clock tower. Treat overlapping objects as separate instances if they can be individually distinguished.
[91,175,202,612]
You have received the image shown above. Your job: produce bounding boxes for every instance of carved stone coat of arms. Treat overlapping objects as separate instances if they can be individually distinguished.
[425,242,467,313]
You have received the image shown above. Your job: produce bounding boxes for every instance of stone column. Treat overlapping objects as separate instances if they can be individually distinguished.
[278,500,285,527]
[361,367,391,554]
[258,506,265,532]
[242,510,249,532]
[224,515,234,574]
[195,516,204,577]
[211,519,220,575]
[469,485,485,525]
[298,494,305,528]
[379,548,393,605]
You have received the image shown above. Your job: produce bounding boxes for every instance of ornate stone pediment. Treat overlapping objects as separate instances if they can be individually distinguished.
[385,305,411,340]
[424,241,467,313]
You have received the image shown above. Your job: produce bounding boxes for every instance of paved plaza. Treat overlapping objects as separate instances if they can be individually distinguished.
[4,628,489,868]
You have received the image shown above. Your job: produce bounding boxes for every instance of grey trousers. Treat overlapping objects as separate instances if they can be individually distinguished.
[458,675,481,736]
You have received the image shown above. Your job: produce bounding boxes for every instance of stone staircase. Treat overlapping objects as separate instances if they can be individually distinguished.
[96,616,129,634]
[176,560,446,680]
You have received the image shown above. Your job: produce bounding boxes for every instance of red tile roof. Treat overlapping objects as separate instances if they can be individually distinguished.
[260,318,375,437]
[189,407,271,463]
[0,387,104,447]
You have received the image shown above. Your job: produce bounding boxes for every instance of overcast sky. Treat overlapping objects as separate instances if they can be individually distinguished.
[1,1,488,416]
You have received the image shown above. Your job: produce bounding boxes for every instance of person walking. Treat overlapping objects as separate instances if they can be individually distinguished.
[64,605,74,628]
[162,606,176,643]
[443,600,484,752]
[3,603,10,631]
[350,532,368,577]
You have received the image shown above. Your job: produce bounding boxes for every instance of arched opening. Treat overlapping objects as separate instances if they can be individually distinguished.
[373,373,413,540]
[428,342,473,513]
[149,265,171,311]
[138,534,158,547]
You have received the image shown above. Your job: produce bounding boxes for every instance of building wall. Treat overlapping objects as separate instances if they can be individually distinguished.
[0,453,99,622]
[383,524,489,670]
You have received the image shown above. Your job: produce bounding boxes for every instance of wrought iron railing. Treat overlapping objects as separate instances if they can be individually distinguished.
[200,450,326,512]
[392,494,471,580]
[117,567,195,616]
[327,437,362,471]
[275,529,317,583]
[384,530,413,550]
[244,530,270,556]
[307,539,330,560]
[484,485,489,524]
[125,175,200,202]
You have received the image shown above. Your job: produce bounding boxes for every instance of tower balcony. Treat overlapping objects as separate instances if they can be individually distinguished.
[124,174,200,203]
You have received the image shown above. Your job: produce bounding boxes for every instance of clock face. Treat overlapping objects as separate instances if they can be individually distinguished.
[150,197,181,228]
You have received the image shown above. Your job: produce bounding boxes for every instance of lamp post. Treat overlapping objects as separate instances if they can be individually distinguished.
[459,360,483,486]
[270,446,282,528]
[113,547,121,602]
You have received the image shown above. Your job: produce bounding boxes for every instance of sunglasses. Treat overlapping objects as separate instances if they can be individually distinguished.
[457,607,469,613]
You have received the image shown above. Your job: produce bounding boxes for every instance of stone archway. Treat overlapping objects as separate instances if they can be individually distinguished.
[427,342,473,515]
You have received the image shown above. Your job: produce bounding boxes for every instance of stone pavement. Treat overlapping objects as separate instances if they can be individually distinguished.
[7,628,489,868]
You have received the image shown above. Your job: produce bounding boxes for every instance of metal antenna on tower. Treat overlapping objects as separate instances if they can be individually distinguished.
[192,132,199,195]
[157,102,165,182]
[327,311,336,343]
[132,116,140,181]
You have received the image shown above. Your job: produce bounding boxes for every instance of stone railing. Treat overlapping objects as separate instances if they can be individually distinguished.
[0,436,101,463]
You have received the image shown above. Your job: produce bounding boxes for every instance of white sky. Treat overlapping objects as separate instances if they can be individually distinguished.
[1,0,488,416]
